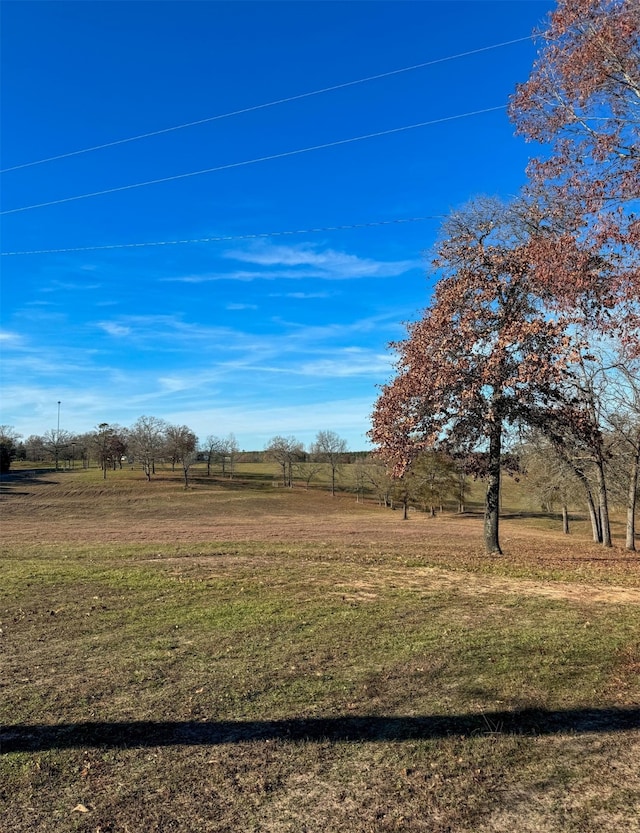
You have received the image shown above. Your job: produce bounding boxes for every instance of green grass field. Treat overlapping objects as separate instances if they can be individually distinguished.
[1,465,638,831]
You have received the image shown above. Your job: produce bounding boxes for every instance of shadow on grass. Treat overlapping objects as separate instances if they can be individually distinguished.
[499,511,582,521]
[3,708,639,752]
[196,477,274,491]
[0,471,60,494]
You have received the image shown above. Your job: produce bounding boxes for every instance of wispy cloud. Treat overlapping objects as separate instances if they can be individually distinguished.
[158,376,191,393]
[269,291,331,299]
[297,348,393,378]
[41,280,101,292]
[0,330,22,343]
[97,322,132,337]
[93,315,262,352]
[225,241,420,279]
[1,361,379,448]
[92,311,404,358]
[226,302,258,310]
[1,347,106,380]
[160,270,296,284]
[3,309,397,447]
[163,242,420,283]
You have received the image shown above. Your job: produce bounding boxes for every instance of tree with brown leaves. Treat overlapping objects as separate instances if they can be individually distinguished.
[510,0,638,210]
[370,198,576,554]
[510,0,639,351]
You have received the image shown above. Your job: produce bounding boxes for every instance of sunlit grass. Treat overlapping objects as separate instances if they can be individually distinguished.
[1,469,638,832]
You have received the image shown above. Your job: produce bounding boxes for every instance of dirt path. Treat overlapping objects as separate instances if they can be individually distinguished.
[344,564,640,606]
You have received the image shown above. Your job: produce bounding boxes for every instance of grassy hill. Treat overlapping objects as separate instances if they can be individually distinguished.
[1,466,638,832]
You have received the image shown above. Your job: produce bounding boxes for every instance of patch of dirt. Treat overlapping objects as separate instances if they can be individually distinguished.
[357,565,640,605]
[147,555,640,606]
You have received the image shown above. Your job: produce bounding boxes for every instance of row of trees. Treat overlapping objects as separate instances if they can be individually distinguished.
[0,418,202,485]
[3,412,636,529]
[370,0,639,552]
[0,420,358,494]
[0,419,479,509]
[264,431,348,494]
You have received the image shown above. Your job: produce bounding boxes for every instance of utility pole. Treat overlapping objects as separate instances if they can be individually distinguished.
[56,401,61,471]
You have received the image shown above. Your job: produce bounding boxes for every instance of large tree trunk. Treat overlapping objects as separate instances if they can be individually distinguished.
[457,472,466,513]
[594,459,612,547]
[562,504,570,535]
[626,440,639,551]
[483,419,503,554]
[568,463,601,543]
[588,496,602,543]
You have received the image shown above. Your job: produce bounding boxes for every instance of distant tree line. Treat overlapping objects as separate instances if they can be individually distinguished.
[0,421,361,495]
[3,410,637,542]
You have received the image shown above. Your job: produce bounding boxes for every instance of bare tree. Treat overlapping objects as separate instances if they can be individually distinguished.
[265,435,304,487]
[295,459,324,489]
[520,436,583,534]
[165,424,197,473]
[72,432,94,469]
[603,354,640,550]
[180,445,199,490]
[535,340,640,548]
[203,433,239,477]
[221,433,239,478]
[359,456,395,508]
[311,430,348,496]
[41,428,73,471]
[23,435,44,463]
[129,416,167,481]
[351,457,368,503]
[203,435,222,476]
[92,423,128,478]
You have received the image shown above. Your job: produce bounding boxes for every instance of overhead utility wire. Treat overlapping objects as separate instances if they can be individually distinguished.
[0,216,441,256]
[0,105,506,216]
[0,36,532,174]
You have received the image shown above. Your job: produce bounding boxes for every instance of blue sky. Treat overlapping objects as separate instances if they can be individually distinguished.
[1,0,552,450]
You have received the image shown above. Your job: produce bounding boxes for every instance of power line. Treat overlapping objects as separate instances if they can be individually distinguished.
[0,36,532,174]
[0,105,506,216]
[0,216,442,256]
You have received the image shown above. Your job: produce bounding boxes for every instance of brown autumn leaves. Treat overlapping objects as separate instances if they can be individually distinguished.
[370,0,639,554]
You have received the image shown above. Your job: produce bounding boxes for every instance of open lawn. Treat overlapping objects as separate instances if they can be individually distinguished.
[1,466,639,832]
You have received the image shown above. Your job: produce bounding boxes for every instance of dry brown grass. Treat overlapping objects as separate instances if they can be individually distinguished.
[1,467,639,832]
